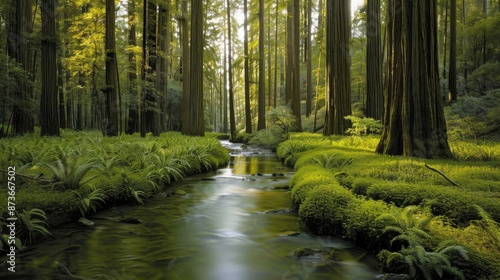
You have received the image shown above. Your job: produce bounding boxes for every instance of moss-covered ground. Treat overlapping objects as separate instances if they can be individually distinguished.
[0,130,229,247]
[277,133,500,279]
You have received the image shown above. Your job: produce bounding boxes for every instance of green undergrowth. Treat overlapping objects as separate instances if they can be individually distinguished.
[279,133,500,279]
[0,130,230,247]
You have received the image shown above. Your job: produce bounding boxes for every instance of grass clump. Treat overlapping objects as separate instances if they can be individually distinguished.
[0,130,230,239]
[278,132,500,278]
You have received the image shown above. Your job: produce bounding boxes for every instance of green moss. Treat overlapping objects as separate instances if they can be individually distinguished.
[278,133,500,278]
[298,185,355,235]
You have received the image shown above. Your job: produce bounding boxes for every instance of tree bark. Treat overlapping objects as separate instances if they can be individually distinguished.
[127,0,139,134]
[157,2,170,132]
[226,0,236,140]
[449,0,457,103]
[257,0,266,130]
[376,0,452,158]
[324,0,351,135]
[366,0,383,121]
[8,0,35,134]
[244,0,252,133]
[40,0,60,136]
[305,0,313,117]
[180,0,191,135]
[291,0,302,131]
[182,0,204,136]
[104,0,119,136]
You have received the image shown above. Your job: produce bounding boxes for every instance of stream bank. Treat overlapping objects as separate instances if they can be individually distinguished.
[1,141,380,279]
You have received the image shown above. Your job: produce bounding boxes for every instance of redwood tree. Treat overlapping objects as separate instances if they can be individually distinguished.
[324,0,351,135]
[104,0,119,136]
[40,0,60,136]
[366,0,383,121]
[182,0,204,136]
[376,0,452,158]
[257,0,266,130]
[8,0,35,134]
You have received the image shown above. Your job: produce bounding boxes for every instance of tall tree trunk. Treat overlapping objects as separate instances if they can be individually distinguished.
[140,0,147,137]
[313,0,325,131]
[56,13,66,129]
[442,0,448,81]
[40,0,60,136]
[103,0,119,136]
[291,0,302,131]
[183,0,204,136]
[227,0,236,140]
[157,2,170,132]
[376,0,452,158]
[273,0,279,108]
[285,1,293,104]
[147,1,160,135]
[462,0,467,91]
[127,0,139,134]
[366,0,383,121]
[8,0,35,134]
[449,0,457,103]
[223,22,228,133]
[257,0,266,130]
[324,0,351,135]
[267,3,272,108]
[244,0,252,133]
[180,0,191,135]
[305,0,313,117]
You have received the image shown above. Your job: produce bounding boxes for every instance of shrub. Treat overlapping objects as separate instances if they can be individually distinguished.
[298,185,356,235]
[345,198,392,249]
[344,115,382,135]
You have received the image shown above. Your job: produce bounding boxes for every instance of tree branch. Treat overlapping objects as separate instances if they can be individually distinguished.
[424,164,462,189]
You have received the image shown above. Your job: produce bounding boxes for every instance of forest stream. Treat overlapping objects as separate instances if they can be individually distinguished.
[2,141,380,280]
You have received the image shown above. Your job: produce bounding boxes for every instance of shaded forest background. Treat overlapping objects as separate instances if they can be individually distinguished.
[1,0,499,144]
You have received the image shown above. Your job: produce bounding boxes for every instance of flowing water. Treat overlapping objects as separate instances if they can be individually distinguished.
[1,141,380,280]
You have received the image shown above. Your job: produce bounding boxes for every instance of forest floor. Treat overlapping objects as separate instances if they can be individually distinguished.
[0,130,230,249]
[2,130,499,279]
[276,133,500,279]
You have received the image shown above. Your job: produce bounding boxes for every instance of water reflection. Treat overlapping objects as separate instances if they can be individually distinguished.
[1,143,380,280]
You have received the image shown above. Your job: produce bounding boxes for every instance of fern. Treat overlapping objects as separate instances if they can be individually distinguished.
[377,206,434,248]
[17,208,51,244]
[43,159,99,190]
[381,243,468,280]
[130,188,147,204]
[473,205,500,250]
[74,187,106,217]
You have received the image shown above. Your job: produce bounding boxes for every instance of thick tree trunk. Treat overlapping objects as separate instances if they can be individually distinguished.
[8,0,35,134]
[104,0,119,136]
[244,0,252,133]
[376,0,452,158]
[305,0,313,117]
[285,1,292,104]
[291,0,302,131]
[257,0,266,130]
[157,2,170,132]
[180,0,190,135]
[40,0,60,136]
[366,0,383,121]
[127,0,139,134]
[183,0,204,136]
[273,0,279,108]
[226,0,236,140]
[449,0,457,103]
[324,0,351,135]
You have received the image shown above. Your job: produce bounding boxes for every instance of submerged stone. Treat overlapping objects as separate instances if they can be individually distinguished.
[175,189,187,195]
[263,208,292,214]
[78,217,95,227]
